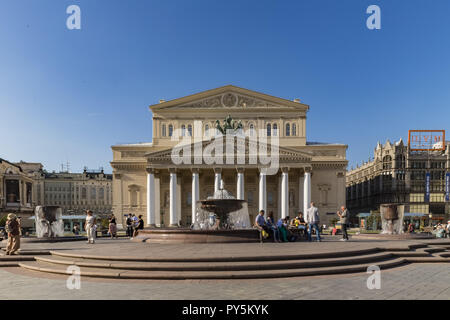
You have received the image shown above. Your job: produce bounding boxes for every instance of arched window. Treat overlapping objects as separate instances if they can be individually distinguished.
[285,123,290,136]
[249,123,255,136]
[187,124,192,137]
[292,123,297,136]
[161,124,166,137]
[204,124,209,137]
[181,124,186,136]
[272,123,278,136]
[168,124,173,137]
[267,123,271,137]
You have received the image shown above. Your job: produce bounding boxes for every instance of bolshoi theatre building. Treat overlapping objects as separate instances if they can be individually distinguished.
[111,85,348,227]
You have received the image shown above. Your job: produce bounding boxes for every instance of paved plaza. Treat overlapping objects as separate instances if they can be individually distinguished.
[2,262,450,300]
[1,237,450,300]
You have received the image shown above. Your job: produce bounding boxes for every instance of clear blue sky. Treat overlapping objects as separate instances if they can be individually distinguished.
[1,0,450,173]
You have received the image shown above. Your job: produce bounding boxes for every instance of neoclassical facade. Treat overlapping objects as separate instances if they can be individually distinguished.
[111,85,348,227]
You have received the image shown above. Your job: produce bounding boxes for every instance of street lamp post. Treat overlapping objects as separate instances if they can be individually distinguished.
[429,213,433,227]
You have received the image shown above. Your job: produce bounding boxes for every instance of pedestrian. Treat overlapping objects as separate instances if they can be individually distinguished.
[84,210,96,244]
[446,220,450,238]
[5,213,21,255]
[126,214,133,237]
[276,217,289,242]
[72,224,80,235]
[130,214,138,239]
[306,201,321,242]
[133,215,144,237]
[337,206,349,241]
[254,210,270,239]
[109,214,118,239]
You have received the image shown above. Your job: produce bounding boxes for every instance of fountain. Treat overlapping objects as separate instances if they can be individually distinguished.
[353,203,433,240]
[10,206,87,243]
[380,204,404,235]
[135,181,259,243]
[192,182,251,231]
[35,206,65,238]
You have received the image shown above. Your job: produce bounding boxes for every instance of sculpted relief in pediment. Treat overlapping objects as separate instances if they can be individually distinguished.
[174,92,283,109]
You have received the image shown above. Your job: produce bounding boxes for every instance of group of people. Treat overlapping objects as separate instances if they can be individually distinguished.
[84,211,144,244]
[125,213,144,239]
[255,202,350,242]
[432,221,450,238]
[254,202,322,242]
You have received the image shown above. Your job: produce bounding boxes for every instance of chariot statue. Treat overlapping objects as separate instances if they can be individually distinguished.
[215,115,243,135]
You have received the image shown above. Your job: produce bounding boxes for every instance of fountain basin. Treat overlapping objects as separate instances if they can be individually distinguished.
[133,228,260,244]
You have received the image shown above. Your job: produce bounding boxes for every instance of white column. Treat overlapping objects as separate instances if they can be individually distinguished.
[192,169,200,225]
[169,169,178,227]
[177,178,181,226]
[236,168,244,200]
[154,175,161,226]
[281,168,289,218]
[259,171,267,216]
[214,168,221,193]
[303,169,311,215]
[299,172,304,214]
[146,170,155,227]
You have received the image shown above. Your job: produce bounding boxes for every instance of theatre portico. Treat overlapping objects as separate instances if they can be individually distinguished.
[110,85,348,227]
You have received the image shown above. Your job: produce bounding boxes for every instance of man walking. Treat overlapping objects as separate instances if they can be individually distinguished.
[84,210,96,244]
[337,206,349,241]
[306,202,321,242]
[5,213,21,255]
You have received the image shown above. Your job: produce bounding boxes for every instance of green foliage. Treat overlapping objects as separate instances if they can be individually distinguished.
[366,211,381,230]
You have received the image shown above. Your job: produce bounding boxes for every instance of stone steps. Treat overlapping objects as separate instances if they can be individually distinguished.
[18,258,408,280]
[0,248,50,256]
[49,247,382,262]
[32,251,397,272]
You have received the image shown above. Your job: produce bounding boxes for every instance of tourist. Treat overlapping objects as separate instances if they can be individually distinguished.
[133,215,144,237]
[126,214,133,237]
[277,217,290,242]
[254,210,270,239]
[337,206,349,241]
[132,214,139,234]
[85,210,96,244]
[266,211,281,242]
[306,201,321,242]
[296,212,307,240]
[5,213,21,255]
[109,214,118,239]
[446,221,450,238]
[72,224,80,235]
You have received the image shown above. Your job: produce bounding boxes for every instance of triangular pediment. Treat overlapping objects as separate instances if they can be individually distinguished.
[150,85,309,112]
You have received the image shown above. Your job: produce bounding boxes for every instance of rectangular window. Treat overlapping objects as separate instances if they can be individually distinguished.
[430,193,444,202]
[410,193,424,203]
[409,204,429,214]
[247,191,254,206]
